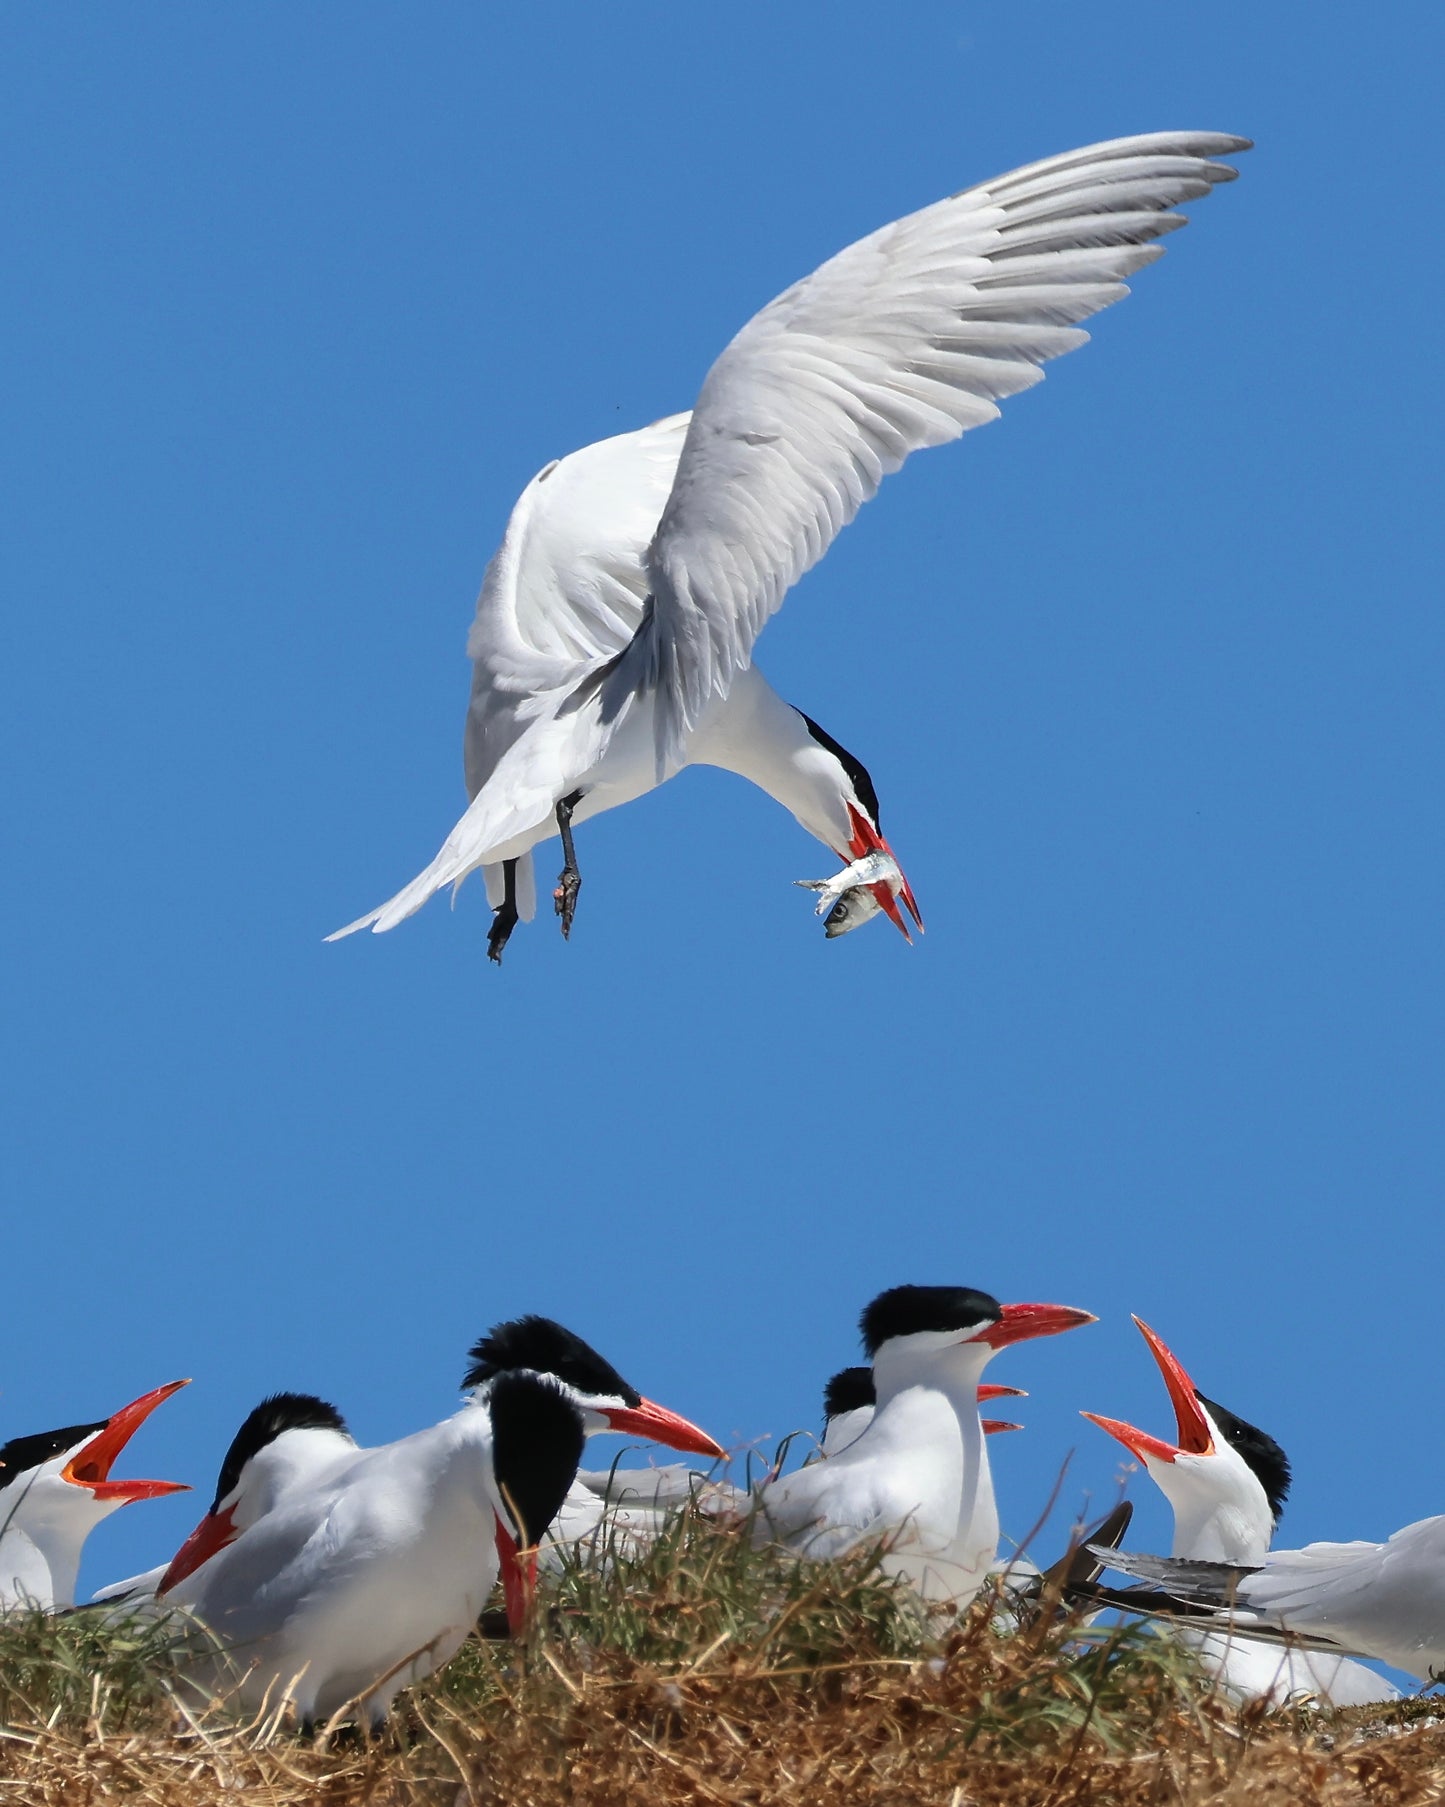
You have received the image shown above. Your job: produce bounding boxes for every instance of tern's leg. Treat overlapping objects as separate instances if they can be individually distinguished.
[487,857,520,965]
[553,789,584,939]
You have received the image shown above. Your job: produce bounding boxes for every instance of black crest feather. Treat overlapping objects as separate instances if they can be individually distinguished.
[860,1286,1002,1358]
[463,1315,640,1408]
[210,1392,349,1514]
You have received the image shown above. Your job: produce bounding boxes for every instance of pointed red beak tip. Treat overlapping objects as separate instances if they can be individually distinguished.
[983,1303,1097,1349]
[495,1519,538,1638]
[844,805,922,943]
[1080,1409,1180,1466]
[602,1399,725,1459]
[1131,1317,1213,1457]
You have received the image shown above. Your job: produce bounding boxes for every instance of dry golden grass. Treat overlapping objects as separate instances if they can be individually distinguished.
[0,1514,1438,1806]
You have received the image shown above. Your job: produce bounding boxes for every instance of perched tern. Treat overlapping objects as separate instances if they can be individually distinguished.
[0,1381,190,1610]
[1096,1519,1445,1685]
[162,1371,584,1728]
[462,1315,725,1565]
[110,1393,359,1604]
[1083,1318,1396,1706]
[754,1286,1093,1605]
[329,131,1249,961]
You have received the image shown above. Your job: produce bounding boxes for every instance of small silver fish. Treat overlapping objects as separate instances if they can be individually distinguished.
[796,849,903,917]
[818,885,885,938]
[796,849,903,937]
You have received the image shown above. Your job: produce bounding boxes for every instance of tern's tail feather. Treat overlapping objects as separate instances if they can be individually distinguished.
[1086,1546,1259,1605]
[327,690,613,939]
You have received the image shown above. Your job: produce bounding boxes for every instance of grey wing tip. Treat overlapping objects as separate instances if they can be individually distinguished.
[1177,131,1253,156]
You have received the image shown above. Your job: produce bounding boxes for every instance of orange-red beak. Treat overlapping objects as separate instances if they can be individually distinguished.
[1079,1317,1214,1465]
[494,1516,538,1637]
[978,1302,1097,1351]
[155,1501,238,1595]
[982,1418,1023,1436]
[977,1383,1026,1403]
[844,804,923,942]
[598,1397,724,1458]
[62,1379,191,1505]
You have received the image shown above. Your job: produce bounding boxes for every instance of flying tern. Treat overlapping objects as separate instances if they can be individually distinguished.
[1083,1318,1396,1706]
[753,1285,1093,1605]
[330,130,1249,961]
[0,1381,190,1610]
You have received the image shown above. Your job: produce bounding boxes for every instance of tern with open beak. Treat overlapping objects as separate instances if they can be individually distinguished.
[1083,1317,1397,1706]
[0,1381,190,1610]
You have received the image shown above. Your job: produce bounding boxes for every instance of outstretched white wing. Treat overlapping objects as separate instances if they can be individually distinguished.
[609,131,1250,768]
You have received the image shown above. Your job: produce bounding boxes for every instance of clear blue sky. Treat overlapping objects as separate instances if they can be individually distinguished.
[4,2,1442,1650]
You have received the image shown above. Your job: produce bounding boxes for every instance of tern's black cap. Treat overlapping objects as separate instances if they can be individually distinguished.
[860,1286,1003,1358]
[463,1315,640,1408]
[1197,1393,1292,1524]
[797,712,882,828]
[209,1393,349,1515]
[822,1366,876,1422]
[0,1423,107,1490]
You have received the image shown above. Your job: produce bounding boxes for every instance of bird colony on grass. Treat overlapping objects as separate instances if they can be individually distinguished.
[16,129,1440,1783]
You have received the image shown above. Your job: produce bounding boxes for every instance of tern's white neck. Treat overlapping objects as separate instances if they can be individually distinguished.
[0,1472,116,1608]
[867,1334,1000,1605]
[684,664,859,853]
[1146,1426,1275,1565]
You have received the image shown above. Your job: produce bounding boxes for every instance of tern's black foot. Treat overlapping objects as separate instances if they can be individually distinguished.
[552,790,584,941]
[553,868,581,939]
[487,903,519,965]
[487,910,517,965]
[487,857,520,966]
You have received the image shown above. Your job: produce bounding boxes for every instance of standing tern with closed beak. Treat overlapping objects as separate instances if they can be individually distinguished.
[754,1285,1093,1606]
[94,1392,359,1608]
[330,132,1249,962]
[158,1370,586,1730]
[459,1314,725,1565]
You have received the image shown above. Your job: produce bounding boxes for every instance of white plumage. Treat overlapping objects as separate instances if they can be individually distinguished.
[331,132,1248,950]
[1082,1319,1397,1706]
